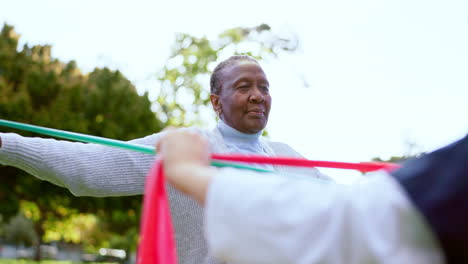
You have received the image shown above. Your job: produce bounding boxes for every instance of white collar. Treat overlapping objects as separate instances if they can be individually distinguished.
[217,120,262,143]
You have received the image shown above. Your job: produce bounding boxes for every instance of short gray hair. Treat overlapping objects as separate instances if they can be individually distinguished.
[210,55,259,95]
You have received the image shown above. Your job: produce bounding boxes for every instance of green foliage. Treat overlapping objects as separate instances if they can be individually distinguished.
[372,156,410,163]
[372,139,425,164]
[0,214,4,238]
[0,260,114,264]
[155,24,299,126]
[4,213,38,246]
[0,24,163,138]
[0,23,162,258]
[372,153,424,164]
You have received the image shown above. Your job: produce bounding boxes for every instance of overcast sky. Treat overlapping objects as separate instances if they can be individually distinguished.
[2,0,467,181]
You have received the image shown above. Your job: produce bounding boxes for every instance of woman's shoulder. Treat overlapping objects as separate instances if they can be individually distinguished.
[130,127,213,146]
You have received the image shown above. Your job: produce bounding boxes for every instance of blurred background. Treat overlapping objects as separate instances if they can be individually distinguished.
[0,0,467,263]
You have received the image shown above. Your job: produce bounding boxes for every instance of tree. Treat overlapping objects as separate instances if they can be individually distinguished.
[371,140,425,164]
[4,213,38,250]
[0,23,163,260]
[0,214,4,239]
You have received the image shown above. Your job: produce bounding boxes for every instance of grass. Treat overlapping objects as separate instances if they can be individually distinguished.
[0,260,115,264]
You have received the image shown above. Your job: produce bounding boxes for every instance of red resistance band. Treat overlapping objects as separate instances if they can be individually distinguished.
[137,158,177,264]
[211,154,400,173]
[137,154,399,264]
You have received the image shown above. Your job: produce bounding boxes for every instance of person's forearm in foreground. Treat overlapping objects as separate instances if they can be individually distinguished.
[158,131,444,264]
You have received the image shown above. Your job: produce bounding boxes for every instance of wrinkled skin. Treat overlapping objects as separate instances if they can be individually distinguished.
[210,61,272,134]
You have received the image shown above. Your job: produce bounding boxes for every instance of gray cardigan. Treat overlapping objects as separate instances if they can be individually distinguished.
[0,127,328,264]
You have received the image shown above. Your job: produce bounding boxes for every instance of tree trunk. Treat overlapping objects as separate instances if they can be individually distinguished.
[33,243,41,261]
[33,218,45,261]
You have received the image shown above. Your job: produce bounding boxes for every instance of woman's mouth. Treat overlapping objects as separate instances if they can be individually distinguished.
[247,110,264,118]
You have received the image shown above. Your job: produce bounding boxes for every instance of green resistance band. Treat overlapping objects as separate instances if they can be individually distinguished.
[0,119,272,173]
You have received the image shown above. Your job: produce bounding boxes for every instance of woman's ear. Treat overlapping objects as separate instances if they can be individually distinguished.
[210,94,222,117]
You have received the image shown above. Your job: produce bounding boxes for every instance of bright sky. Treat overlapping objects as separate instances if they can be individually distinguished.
[2,0,467,181]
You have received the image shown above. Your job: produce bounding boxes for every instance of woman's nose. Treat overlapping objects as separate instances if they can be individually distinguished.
[249,87,265,103]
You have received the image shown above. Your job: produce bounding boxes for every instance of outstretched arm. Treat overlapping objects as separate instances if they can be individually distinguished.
[0,132,160,196]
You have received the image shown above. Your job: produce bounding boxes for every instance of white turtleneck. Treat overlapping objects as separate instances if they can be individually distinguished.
[217,120,267,155]
[217,120,273,170]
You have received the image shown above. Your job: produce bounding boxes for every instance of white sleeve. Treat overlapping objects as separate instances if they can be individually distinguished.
[0,132,160,196]
[204,169,444,264]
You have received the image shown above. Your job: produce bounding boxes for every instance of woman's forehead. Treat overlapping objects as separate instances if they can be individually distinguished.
[221,61,268,82]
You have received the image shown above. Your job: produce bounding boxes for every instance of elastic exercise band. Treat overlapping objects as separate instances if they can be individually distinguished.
[0,119,400,264]
[0,119,397,173]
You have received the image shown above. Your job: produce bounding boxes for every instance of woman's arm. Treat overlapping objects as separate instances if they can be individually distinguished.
[0,132,161,196]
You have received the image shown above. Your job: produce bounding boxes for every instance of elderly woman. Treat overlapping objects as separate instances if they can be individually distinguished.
[0,55,328,264]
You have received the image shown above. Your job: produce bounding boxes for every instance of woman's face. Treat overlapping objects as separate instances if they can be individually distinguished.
[211,61,272,134]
